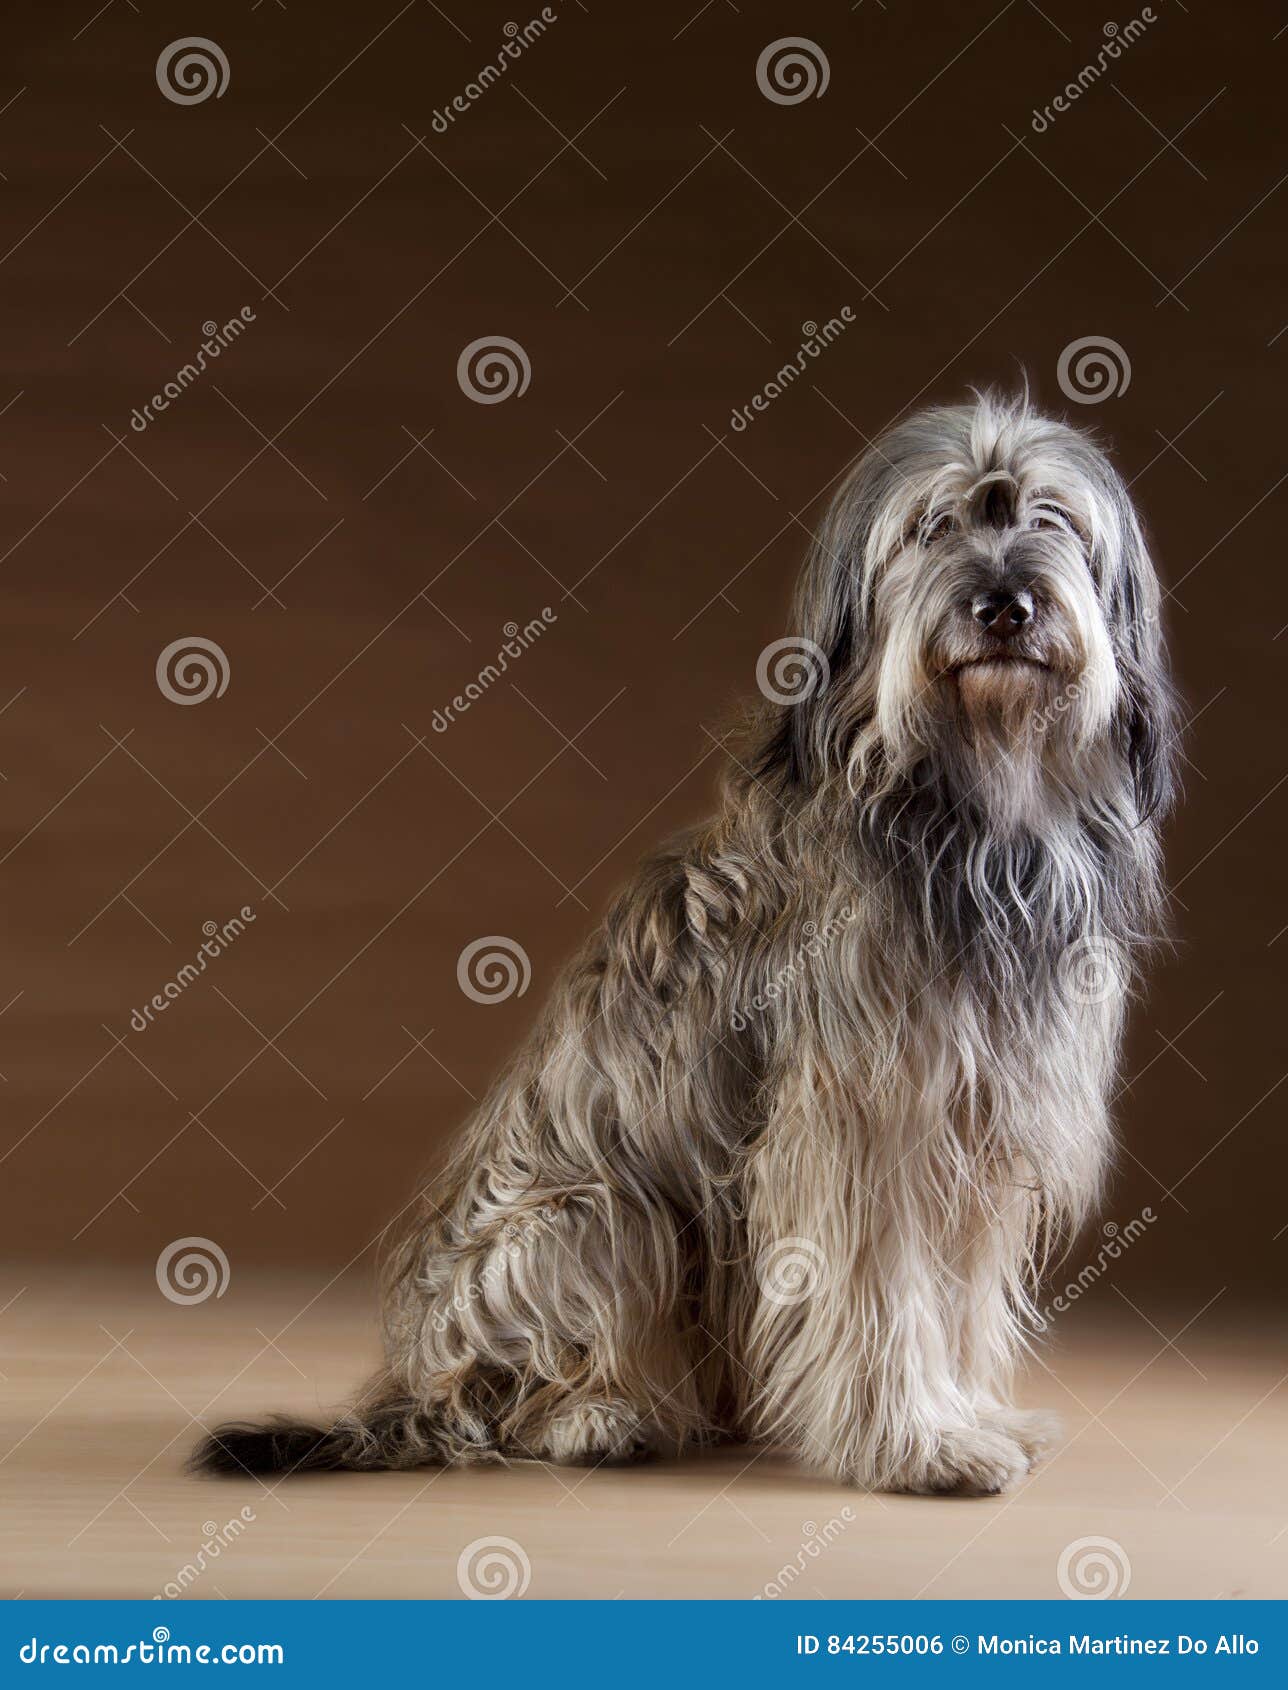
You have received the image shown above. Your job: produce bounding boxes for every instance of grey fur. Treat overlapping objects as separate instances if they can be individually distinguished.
[193,391,1175,1495]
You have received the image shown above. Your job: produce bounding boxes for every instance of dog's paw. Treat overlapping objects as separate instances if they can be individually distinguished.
[985,1407,1062,1465]
[535,1398,658,1468]
[894,1425,1032,1496]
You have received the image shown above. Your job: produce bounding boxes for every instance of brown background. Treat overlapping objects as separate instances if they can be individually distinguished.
[1,0,1284,1326]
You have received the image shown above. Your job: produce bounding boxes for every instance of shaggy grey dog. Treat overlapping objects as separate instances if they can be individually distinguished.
[194,391,1175,1495]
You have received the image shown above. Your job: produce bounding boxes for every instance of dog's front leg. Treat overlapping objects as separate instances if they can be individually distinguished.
[742,1079,1039,1495]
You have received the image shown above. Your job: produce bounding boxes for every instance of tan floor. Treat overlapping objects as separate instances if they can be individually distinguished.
[1,1271,1285,1601]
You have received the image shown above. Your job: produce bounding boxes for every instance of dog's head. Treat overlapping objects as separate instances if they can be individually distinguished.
[774,392,1176,825]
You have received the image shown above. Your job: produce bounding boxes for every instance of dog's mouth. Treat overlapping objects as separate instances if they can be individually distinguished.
[952,654,1050,674]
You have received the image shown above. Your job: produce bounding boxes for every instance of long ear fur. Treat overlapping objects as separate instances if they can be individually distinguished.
[755,447,891,788]
[1101,485,1179,824]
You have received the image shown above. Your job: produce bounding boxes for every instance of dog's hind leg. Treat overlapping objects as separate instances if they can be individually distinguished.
[399,1189,712,1470]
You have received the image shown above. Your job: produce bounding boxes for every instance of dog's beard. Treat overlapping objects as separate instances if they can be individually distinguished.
[860,523,1120,829]
[953,655,1051,726]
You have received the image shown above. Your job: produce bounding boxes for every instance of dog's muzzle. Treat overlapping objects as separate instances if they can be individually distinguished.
[970,588,1035,640]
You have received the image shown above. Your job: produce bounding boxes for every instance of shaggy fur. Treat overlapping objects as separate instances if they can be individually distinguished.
[193,392,1176,1495]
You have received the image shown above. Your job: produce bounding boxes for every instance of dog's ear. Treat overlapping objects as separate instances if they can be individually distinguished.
[758,462,884,790]
[1105,503,1178,824]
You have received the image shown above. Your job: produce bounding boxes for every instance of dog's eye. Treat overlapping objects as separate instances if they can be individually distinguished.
[918,513,955,546]
[1031,509,1089,550]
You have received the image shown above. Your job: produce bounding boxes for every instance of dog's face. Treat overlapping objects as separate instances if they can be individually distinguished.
[784,395,1174,824]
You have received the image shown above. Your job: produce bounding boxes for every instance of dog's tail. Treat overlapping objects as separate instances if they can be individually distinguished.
[189,1389,448,1478]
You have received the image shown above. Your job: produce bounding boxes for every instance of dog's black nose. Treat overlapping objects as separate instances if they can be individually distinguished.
[971,589,1034,637]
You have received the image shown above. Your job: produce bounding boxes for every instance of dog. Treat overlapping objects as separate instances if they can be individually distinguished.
[193,391,1175,1495]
